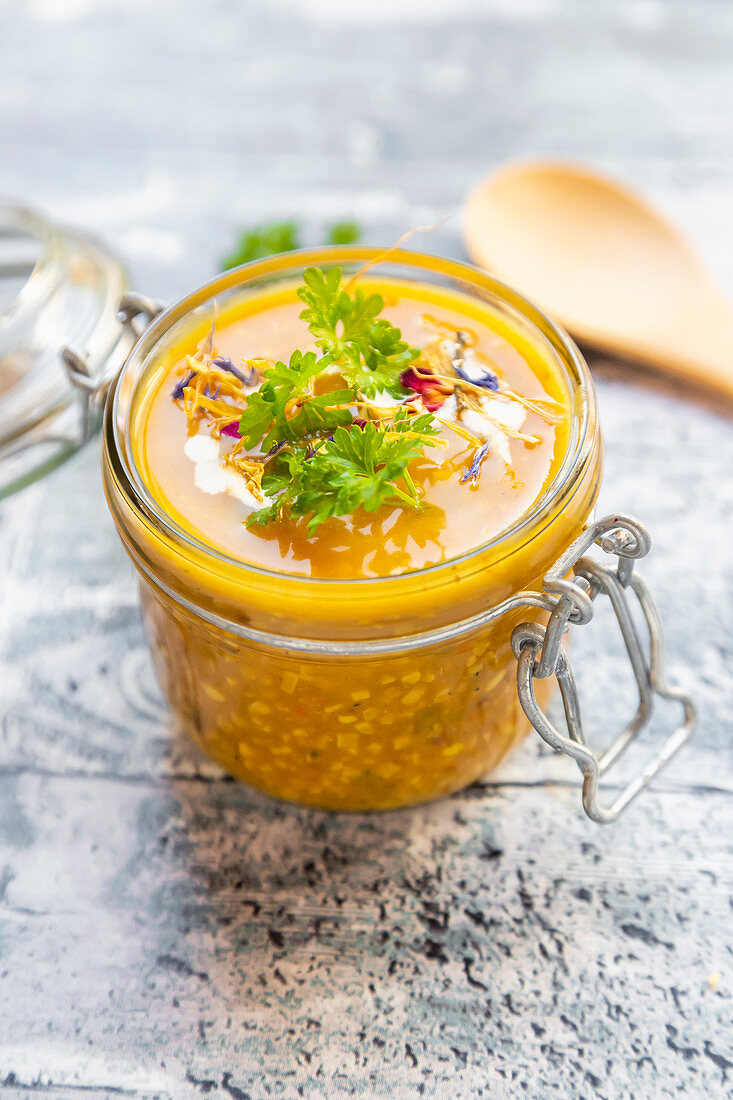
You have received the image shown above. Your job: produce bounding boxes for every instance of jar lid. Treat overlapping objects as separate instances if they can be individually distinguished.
[0,202,130,496]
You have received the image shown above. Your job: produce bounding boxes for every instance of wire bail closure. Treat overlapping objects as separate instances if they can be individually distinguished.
[61,293,164,445]
[511,514,696,824]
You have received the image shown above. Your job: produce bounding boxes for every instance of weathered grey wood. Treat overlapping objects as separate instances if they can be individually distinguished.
[0,1,731,1097]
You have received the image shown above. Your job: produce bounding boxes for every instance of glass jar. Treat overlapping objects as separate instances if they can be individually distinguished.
[0,203,132,497]
[101,248,695,821]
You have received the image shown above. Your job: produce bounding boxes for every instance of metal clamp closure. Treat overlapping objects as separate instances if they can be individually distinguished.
[511,514,696,824]
[61,292,164,444]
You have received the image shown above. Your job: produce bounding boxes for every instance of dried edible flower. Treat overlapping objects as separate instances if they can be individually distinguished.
[172,369,197,400]
[265,440,290,460]
[453,361,499,392]
[422,314,478,347]
[223,447,266,501]
[460,441,491,484]
[211,355,260,387]
[399,367,451,412]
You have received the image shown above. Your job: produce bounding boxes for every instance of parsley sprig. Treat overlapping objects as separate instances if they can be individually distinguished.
[297,267,417,398]
[250,409,440,533]
[238,349,353,450]
[221,219,362,270]
[236,266,437,532]
[222,222,300,270]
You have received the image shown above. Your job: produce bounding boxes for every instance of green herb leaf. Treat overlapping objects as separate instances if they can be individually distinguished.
[221,219,362,271]
[248,454,300,527]
[359,319,420,396]
[238,349,353,451]
[326,220,362,246]
[222,221,300,270]
[285,390,354,441]
[297,266,418,397]
[259,348,324,395]
[249,407,440,533]
[225,266,442,532]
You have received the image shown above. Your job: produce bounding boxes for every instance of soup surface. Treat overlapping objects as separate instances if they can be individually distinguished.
[134,276,571,579]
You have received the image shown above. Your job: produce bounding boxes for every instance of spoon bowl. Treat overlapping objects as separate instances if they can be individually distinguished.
[464,160,733,398]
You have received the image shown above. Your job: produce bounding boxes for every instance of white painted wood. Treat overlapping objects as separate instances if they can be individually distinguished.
[0,2,731,1096]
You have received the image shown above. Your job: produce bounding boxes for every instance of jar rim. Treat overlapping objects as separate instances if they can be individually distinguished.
[105,245,598,590]
[0,203,63,333]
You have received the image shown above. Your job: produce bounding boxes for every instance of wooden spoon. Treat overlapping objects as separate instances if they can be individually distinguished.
[463,160,733,398]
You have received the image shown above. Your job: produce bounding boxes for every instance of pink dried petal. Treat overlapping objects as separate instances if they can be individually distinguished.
[220,421,242,438]
[400,368,449,412]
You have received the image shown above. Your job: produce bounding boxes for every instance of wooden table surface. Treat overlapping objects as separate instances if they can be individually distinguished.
[0,2,731,1097]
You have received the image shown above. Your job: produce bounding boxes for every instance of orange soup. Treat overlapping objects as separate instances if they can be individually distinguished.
[104,254,600,809]
[134,278,570,578]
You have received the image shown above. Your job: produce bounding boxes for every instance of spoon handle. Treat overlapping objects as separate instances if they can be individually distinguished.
[665,350,733,401]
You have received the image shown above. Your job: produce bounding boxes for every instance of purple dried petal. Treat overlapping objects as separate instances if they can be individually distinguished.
[212,355,259,386]
[265,440,288,458]
[454,363,499,392]
[220,421,242,438]
[460,441,490,484]
[172,369,197,400]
